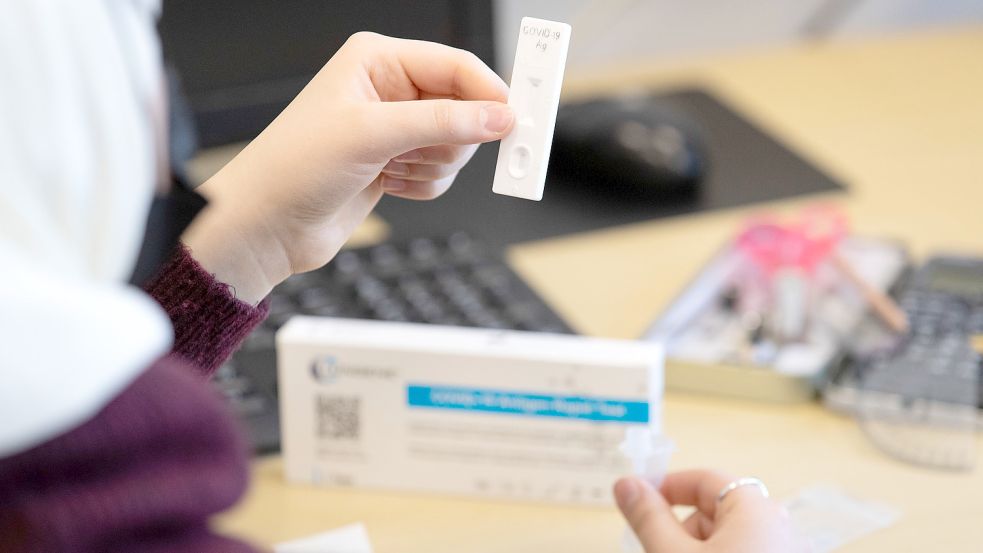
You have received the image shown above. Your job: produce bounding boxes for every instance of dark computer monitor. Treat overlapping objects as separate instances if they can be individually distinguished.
[159,1,495,147]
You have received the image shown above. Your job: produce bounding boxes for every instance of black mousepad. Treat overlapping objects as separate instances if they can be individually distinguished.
[375,88,846,251]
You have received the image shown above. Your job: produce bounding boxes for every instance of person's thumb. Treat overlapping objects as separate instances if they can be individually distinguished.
[371,99,513,157]
[615,477,695,553]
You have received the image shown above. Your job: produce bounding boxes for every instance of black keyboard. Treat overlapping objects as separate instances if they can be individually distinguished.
[213,233,573,454]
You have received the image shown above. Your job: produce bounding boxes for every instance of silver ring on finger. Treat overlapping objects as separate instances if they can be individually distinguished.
[717,477,769,503]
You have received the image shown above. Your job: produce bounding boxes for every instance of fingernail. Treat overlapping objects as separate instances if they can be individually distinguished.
[394,150,423,163]
[614,478,641,510]
[382,161,410,177]
[481,104,513,133]
[381,175,407,192]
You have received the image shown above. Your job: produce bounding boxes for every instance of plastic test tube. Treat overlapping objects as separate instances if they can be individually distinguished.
[618,428,674,552]
[618,358,674,553]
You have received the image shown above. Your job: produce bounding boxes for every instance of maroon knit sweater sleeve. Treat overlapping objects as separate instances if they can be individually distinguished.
[143,243,270,377]
[0,245,269,553]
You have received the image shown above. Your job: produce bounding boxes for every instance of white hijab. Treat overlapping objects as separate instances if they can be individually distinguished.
[0,0,172,457]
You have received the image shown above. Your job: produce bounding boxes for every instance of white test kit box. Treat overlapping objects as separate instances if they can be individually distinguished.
[277,317,665,506]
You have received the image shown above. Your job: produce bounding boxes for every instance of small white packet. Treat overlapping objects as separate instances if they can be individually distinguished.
[274,523,373,553]
[784,485,900,553]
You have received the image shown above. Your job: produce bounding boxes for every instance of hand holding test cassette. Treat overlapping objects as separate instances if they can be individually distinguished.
[185,33,515,305]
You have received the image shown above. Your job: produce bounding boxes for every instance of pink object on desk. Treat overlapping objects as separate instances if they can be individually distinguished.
[736,206,848,273]
[735,206,848,341]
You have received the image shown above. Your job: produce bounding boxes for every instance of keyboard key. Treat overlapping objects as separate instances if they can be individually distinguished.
[222,233,573,454]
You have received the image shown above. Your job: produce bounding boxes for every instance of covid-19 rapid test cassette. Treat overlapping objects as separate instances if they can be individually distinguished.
[492,17,571,201]
[277,317,669,506]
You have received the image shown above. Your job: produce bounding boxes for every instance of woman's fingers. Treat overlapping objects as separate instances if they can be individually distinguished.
[378,141,478,200]
[660,470,778,537]
[386,34,508,101]
[395,143,477,165]
[339,32,508,103]
[614,477,696,553]
[681,509,715,540]
[351,35,513,156]
[616,471,800,553]
[379,174,457,201]
[328,32,511,182]
[382,145,477,182]
[659,470,736,519]
[381,161,455,181]
[369,99,513,158]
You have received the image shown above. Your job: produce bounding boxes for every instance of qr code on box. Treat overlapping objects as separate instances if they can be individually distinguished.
[316,395,360,439]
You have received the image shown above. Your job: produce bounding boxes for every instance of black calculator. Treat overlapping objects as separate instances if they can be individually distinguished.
[824,256,983,469]
[828,255,983,409]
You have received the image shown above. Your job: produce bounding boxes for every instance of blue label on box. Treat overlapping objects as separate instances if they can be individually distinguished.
[406,384,648,423]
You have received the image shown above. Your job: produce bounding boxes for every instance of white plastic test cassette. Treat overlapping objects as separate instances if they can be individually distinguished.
[278,317,665,506]
[493,17,571,201]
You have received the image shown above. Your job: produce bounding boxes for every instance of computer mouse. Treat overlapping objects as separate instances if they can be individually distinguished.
[548,95,706,199]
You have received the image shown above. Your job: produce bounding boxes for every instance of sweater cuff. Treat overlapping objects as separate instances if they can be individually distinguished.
[143,244,270,377]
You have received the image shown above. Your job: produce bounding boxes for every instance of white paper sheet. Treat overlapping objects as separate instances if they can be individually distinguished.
[785,485,900,553]
[274,523,373,553]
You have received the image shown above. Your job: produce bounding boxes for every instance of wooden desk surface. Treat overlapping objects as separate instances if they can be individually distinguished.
[218,26,983,552]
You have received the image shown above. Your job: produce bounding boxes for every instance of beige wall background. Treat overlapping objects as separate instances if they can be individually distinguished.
[493,0,983,77]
